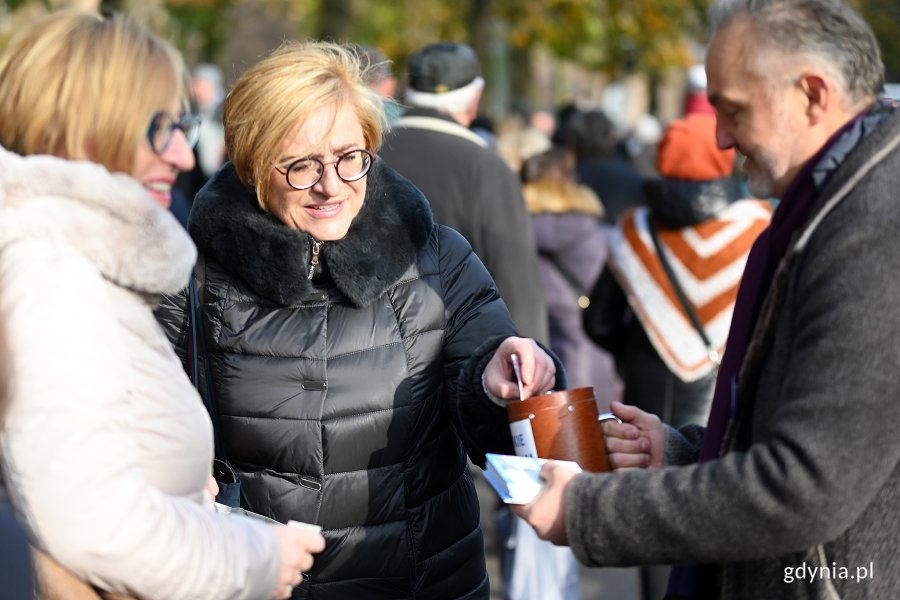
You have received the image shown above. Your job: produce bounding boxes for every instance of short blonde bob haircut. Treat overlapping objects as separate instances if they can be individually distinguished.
[0,10,187,174]
[223,40,386,211]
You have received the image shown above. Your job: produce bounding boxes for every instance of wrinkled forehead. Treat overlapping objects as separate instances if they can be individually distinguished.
[278,103,365,158]
[281,103,337,153]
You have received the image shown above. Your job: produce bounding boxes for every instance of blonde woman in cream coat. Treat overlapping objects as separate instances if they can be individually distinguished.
[0,11,323,600]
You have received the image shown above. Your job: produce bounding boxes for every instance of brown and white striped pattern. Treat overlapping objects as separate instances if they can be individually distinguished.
[608,200,772,381]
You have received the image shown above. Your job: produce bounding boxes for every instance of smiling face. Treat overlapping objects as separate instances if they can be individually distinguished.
[706,18,818,199]
[266,103,368,240]
[131,98,196,208]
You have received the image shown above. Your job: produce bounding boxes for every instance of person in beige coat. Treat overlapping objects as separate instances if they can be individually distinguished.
[0,10,323,600]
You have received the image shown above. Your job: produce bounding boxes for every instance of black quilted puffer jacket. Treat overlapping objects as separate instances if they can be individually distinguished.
[156,160,565,599]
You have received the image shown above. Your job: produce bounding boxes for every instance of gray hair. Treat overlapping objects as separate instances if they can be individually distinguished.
[708,0,884,104]
[348,44,393,87]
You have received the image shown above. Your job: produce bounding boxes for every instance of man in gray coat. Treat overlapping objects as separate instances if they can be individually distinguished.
[380,43,549,344]
[513,1,900,599]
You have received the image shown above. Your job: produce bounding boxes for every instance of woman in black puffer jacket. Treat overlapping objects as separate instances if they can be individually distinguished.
[156,40,564,600]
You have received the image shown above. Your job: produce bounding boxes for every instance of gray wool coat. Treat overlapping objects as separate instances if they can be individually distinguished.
[565,107,900,600]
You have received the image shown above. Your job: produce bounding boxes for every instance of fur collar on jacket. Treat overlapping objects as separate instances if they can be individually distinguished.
[643,176,743,228]
[523,179,604,218]
[0,146,195,295]
[189,159,434,307]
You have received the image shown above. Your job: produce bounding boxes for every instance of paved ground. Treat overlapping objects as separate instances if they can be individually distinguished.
[475,470,642,600]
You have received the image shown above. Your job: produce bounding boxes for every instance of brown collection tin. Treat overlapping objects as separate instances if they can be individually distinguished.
[506,387,611,473]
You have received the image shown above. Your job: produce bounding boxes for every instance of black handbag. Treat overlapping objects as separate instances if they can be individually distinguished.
[188,257,241,508]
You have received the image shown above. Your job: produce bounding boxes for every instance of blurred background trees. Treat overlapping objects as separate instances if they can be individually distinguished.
[1,0,899,126]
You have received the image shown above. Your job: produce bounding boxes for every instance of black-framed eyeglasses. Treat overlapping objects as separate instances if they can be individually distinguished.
[147,111,201,155]
[274,148,374,190]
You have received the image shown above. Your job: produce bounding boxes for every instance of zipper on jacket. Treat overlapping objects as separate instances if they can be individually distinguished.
[308,239,321,280]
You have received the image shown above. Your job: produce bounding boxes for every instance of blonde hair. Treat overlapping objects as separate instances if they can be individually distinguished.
[223,40,386,210]
[0,10,187,174]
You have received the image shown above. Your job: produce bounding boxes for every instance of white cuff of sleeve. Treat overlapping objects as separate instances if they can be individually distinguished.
[481,373,507,407]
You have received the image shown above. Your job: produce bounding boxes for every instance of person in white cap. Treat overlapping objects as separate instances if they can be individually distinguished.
[380,42,550,345]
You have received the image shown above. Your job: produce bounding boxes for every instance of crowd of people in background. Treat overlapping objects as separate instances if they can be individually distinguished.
[1,0,899,599]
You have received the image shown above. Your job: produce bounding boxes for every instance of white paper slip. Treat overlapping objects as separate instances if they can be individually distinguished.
[288,519,323,533]
[215,503,321,531]
[214,502,278,524]
[482,453,582,504]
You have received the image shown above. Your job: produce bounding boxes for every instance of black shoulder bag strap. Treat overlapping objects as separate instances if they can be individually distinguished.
[645,218,721,367]
[538,249,592,309]
[188,256,241,505]
[188,254,229,464]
